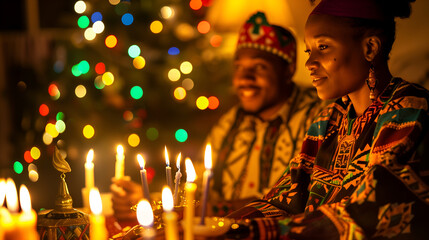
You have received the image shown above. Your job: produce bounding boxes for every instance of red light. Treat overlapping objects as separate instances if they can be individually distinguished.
[95,62,106,75]
[39,104,49,116]
[48,84,59,97]
[208,96,219,109]
[197,21,210,34]
[189,0,202,10]
[24,151,33,163]
[146,167,155,183]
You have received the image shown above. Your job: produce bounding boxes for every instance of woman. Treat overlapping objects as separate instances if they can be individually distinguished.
[226,0,429,239]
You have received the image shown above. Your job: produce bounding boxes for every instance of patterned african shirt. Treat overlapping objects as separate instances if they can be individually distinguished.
[233,78,429,240]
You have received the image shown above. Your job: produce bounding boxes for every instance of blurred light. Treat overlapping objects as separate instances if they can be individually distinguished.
[202,0,213,7]
[77,16,90,28]
[56,112,65,121]
[128,133,140,147]
[71,65,81,77]
[196,96,209,110]
[180,61,193,74]
[123,110,134,121]
[30,147,41,160]
[24,151,33,163]
[150,20,163,34]
[83,125,95,139]
[75,85,87,98]
[28,163,37,172]
[74,1,86,14]
[102,72,114,86]
[146,127,159,141]
[175,129,188,143]
[84,28,96,40]
[208,96,220,110]
[48,84,60,99]
[13,161,23,174]
[197,20,210,34]
[55,120,66,133]
[173,87,186,100]
[39,104,49,116]
[210,35,222,47]
[91,12,103,22]
[122,13,134,26]
[94,75,105,89]
[128,45,141,58]
[78,60,90,74]
[130,86,143,99]
[29,170,39,182]
[46,123,59,138]
[175,23,195,41]
[190,0,202,10]
[133,56,146,69]
[93,21,105,34]
[53,60,64,73]
[168,68,181,82]
[43,132,53,145]
[95,62,106,74]
[168,47,180,55]
[161,6,174,19]
[109,0,120,5]
[182,78,194,90]
[105,35,118,48]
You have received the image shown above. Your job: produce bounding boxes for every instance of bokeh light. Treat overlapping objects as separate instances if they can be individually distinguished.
[94,75,105,89]
[75,85,87,98]
[150,20,163,34]
[43,132,53,145]
[39,104,49,116]
[208,96,220,110]
[180,61,193,74]
[133,56,146,69]
[128,45,141,58]
[56,112,65,121]
[102,72,114,85]
[29,169,39,182]
[84,28,96,40]
[182,78,194,90]
[189,0,202,10]
[74,0,86,14]
[105,35,118,48]
[55,120,66,133]
[24,151,33,163]
[48,84,60,100]
[168,47,180,55]
[160,6,174,19]
[53,60,64,73]
[197,21,210,34]
[210,35,222,47]
[122,13,134,25]
[130,86,143,100]
[93,21,105,34]
[13,161,23,174]
[196,96,209,110]
[78,60,90,74]
[71,65,81,77]
[123,110,134,121]
[173,87,186,100]
[168,68,181,82]
[77,16,90,28]
[175,23,195,41]
[91,12,103,22]
[146,127,159,141]
[95,62,106,74]
[109,0,120,5]
[30,147,41,160]
[83,125,95,139]
[128,133,140,147]
[46,123,59,138]
[175,129,188,142]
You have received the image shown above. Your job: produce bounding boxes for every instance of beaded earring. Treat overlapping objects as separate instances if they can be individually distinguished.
[342,95,349,105]
[366,64,378,101]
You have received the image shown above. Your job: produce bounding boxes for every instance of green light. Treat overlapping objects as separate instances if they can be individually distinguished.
[55,120,66,133]
[77,16,90,29]
[94,76,105,89]
[13,161,23,174]
[71,65,81,77]
[146,127,159,141]
[78,60,90,74]
[130,86,143,99]
[128,45,141,58]
[175,129,188,143]
[56,112,65,121]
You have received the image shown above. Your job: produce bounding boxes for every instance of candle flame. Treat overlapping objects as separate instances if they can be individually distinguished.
[204,143,212,169]
[5,178,18,213]
[0,178,6,206]
[176,152,182,169]
[86,149,94,164]
[162,187,174,211]
[164,146,170,166]
[136,200,153,227]
[185,158,197,182]
[19,185,32,213]
[89,188,103,215]
[137,154,145,169]
[117,145,124,155]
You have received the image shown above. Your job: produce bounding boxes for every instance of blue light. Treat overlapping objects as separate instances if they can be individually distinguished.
[168,47,180,55]
[53,61,64,73]
[122,13,134,26]
[91,12,103,22]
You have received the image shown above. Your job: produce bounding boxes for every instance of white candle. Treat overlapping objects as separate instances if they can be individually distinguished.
[136,200,155,240]
[162,187,179,240]
[0,178,5,206]
[137,154,151,202]
[164,146,173,190]
[89,188,108,240]
[200,144,212,225]
[18,185,38,240]
[115,145,125,179]
[184,158,197,240]
[173,153,182,206]
[85,149,94,189]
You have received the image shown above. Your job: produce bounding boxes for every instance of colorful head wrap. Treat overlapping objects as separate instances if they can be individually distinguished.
[236,12,296,64]
[311,0,389,21]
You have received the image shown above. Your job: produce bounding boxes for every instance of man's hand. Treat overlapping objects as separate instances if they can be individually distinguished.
[110,176,143,221]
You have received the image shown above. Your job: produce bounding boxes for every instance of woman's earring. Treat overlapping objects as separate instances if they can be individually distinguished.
[366,65,378,101]
[342,95,349,105]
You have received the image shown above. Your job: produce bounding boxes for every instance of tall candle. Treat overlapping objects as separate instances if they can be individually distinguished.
[89,188,108,240]
[136,200,155,240]
[162,187,179,240]
[137,154,151,202]
[85,149,94,189]
[184,158,197,240]
[200,144,212,225]
[18,185,38,240]
[115,145,125,179]
[173,153,182,206]
[164,146,173,190]
[0,178,5,206]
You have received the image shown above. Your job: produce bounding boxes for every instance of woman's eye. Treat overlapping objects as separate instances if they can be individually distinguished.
[318,45,328,50]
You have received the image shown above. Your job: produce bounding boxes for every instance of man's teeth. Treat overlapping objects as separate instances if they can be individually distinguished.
[242,90,255,97]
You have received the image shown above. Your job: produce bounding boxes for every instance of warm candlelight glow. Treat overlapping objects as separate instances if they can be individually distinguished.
[185,158,196,182]
[176,153,182,169]
[162,187,174,212]
[137,154,145,169]
[136,200,154,227]
[89,188,102,215]
[5,178,18,212]
[204,143,212,169]
[0,178,6,206]
[86,149,94,164]
[164,145,170,166]
[117,145,124,156]
[19,185,31,213]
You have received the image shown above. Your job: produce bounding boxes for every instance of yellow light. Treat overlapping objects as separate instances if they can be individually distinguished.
[168,68,181,82]
[19,185,32,213]
[102,72,114,85]
[173,87,186,100]
[0,179,6,206]
[182,78,194,90]
[175,23,195,41]
[89,188,102,215]
[75,85,87,98]
[5,178,18,212]
[29,169,39,182]
[117,145,124,156]
[84,28,96,41]
[137,154,145,169]
[105,35,118,48]
[46,123,59,138]
[86,149,94,164]
[83,125,95,139]
[30,147,41,160]
[164,146,170,166]
[74,0,86,14]
[109,0,120,5]
[204,143,212,169]
[185,158,196,182]
[162,187,174,212]
[136,200,153,227]
[160,6,174,19]
[150,20,163,34]
[128,133,140,147]
[43,132,53,145]
[133,56,146,69]
[196,96,209,110]
[180,61,193,74]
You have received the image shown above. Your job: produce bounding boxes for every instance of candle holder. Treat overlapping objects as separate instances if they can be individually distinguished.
[183,217,233,237]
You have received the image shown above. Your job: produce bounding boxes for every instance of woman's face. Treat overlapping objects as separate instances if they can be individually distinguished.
[304,14,369,100]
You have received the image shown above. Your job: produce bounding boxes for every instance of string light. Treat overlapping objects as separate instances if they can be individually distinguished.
[39,104,49,116]
[128,133,140,147]
[173,87,186,100]
[160,6,174,19]
[75,85,87,98]
[196,96,209,110]
[128,45,141,58]
[197,20,210,34]
[168,68,181,82]
[95,62,106,74]
[208,96,220,109]
[24,151,33,163]
[74,0,87,14]
[102,72,114,85]
[122,13,134,25]
[180,61,193,74]
[83,125,95,139]
[13,161,23,174]
[182,78,194,90]
[150,20,163,33]
[130,86,143,99]
[175,129,188,143]
[30,147,41,160]
[93,21,105,34]
[77,16,90,28]
[91,12,103,22]
[133,56,146,69]
[168,47,180,55]
[105,35,118,48]
[189,0,202,10]
[84,27,96,40]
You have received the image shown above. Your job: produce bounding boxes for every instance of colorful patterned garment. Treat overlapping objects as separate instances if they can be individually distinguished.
[232,78,429,239]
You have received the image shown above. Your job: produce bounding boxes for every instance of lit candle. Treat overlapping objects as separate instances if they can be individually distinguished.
[5,178,18,214]
[200,143,212,225]
[85,149,95,189]
[173,153,182,206]
[164,146,173,190]
[17,185,38,240]
[184,158,197,240]
[0,178,5,206]
[137,154,151,202]
[162,187,179,240]
[115,145,125,179]
[89,188,108,240]
[136,200,155,240]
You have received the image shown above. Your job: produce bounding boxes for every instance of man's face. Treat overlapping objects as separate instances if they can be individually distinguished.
[233,48,291,116]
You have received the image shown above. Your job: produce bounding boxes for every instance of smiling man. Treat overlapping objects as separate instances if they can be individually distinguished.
[203,12,325,216]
